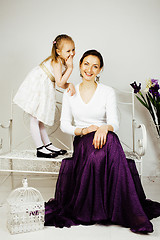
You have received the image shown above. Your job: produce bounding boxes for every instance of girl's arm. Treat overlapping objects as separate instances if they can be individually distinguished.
[52,56,73,89]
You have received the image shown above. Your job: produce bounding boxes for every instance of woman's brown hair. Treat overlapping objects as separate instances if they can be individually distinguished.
[80,49,104,69]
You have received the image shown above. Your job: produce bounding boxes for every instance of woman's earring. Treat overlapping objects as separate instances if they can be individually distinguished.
[96,74,100,82]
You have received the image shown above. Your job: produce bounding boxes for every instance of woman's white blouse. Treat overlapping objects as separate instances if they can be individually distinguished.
[60,83,119,135]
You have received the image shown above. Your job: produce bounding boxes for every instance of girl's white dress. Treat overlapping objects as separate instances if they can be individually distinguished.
[13,59,63,126]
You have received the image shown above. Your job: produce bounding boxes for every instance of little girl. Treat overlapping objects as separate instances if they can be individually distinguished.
[13,34,75,158]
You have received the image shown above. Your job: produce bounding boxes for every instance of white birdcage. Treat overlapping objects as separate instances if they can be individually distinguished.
[6,178,44,234]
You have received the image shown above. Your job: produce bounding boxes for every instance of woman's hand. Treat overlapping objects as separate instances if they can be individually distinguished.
[67,83,76,96]
[74,125,99,136]
[93,125,109,149]
[81,125,99,136]
[85,125,99,134]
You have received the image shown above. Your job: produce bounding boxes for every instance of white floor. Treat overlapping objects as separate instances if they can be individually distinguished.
[0,175,160,240]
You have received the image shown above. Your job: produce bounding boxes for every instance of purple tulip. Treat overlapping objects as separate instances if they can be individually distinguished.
[151,79,159,85]
[150,79,160,97]
[130,81,141,93]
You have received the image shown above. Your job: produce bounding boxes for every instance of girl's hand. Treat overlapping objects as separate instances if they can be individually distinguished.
[67,83,76,96]
[93,125,109,149]
[65,55,73,68]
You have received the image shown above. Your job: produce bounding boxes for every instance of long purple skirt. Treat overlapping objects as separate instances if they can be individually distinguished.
[45,132,160,233]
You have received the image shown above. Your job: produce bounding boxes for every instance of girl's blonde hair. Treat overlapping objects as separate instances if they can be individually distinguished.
[43,34,74,63]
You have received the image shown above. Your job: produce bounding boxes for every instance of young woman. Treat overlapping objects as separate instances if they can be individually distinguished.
[45,50,160,233]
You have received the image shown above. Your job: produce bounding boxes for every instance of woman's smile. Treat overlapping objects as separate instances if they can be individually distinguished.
[80,55,101,81]
[84,71,93,77]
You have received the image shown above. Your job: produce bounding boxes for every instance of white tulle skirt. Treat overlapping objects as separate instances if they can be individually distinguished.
[13,66,56,126]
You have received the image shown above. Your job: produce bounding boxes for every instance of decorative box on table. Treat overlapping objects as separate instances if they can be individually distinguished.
[7,178,44,234]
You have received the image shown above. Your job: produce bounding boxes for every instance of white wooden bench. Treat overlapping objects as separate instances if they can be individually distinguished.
[115,88,147,177]
[0,88,147,189]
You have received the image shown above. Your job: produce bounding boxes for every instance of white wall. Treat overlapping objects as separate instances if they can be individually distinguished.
[0,0,160,176]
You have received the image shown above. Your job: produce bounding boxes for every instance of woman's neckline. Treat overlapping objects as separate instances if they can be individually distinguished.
[78,82,99,105]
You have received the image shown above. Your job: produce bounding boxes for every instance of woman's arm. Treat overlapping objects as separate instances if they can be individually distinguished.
[74,125,99,136]
[105,88,119,132]
[60,91,76,135]
[60,92,99,136]
[92,88,119,149]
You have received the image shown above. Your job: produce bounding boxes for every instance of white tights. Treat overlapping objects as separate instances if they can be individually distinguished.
[30,116,60,152]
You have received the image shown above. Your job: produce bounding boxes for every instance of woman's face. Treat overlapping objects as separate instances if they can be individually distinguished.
[80,55,101,81]
[57,40,75,61]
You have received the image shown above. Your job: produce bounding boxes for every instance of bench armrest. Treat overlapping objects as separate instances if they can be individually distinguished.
[133,120,147,156]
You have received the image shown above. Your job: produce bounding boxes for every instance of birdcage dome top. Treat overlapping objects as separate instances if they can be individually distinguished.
[7,178,44,204]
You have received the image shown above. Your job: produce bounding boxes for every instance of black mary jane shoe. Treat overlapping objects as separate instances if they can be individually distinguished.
[37,146,58,158]
[45,143,67,155]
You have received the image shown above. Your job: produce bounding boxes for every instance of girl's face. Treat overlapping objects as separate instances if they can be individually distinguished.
[80,55,101,82]
[57,40,75,61]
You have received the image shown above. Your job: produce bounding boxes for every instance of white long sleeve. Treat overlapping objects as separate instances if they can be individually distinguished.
[60,91,77,135]
[60,83,119,135]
